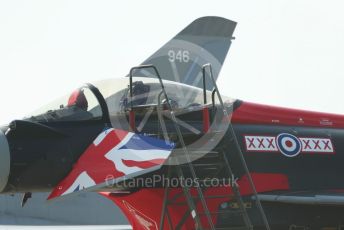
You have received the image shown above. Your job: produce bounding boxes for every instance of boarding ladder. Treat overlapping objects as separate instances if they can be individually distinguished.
[128,64,270,230]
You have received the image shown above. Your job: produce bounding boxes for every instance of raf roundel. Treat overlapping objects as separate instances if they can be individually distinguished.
[276,133,302,157]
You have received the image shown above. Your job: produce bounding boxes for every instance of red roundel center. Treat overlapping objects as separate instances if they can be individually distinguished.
[285,140,293,147]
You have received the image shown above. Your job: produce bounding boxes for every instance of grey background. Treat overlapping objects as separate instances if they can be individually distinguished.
[0,192,128,225]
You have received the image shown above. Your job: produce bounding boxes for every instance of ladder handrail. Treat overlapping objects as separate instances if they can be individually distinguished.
[202,70,208,105]
[129,65,215,230]
[211,89,217,109]
[157,90,170,143]
[202,63,271,230]
[202,64,252,229]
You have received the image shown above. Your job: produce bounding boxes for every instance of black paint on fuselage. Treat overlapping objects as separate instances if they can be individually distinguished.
[3,101,344,228]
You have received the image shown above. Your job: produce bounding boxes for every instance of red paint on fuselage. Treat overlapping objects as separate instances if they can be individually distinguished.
[232,101,344,128]
[101,173,289,229]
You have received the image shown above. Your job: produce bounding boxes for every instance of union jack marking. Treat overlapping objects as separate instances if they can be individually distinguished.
[48,128,175,200]
[244,135,334,155]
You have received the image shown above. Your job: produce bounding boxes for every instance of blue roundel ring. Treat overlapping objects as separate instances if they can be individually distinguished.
[276,133,302,157]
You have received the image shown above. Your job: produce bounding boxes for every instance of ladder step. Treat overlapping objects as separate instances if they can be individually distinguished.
[214,226,253,230]
[173,150,222,161]
[199,209,245,216]
[194,194,235,199]
[180,162,223,167]
[168,194,235,205]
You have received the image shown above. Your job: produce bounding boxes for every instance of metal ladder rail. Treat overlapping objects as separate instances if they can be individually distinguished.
[129,65,214,230]
[202,63,271,230]
[157,87,203,230]
[202,66,252,229]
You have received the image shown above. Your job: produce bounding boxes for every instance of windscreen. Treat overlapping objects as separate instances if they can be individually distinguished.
[24,87,102,122]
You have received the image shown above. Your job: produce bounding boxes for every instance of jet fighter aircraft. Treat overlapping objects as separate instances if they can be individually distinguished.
[1,16,344,230]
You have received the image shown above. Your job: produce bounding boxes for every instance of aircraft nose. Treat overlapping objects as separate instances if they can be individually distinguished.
[0,129,10,192]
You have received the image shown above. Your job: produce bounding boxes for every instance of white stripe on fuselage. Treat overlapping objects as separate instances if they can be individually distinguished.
[104,133,170,175]
[105,148,170,175]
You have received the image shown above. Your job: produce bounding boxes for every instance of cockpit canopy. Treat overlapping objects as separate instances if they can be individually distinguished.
[25,77,234,123]
[26,86,102,123]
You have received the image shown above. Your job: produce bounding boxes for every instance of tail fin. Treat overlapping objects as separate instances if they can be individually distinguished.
[136,16,237,90]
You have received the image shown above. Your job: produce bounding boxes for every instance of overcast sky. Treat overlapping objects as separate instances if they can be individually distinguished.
[1,0,344,125]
